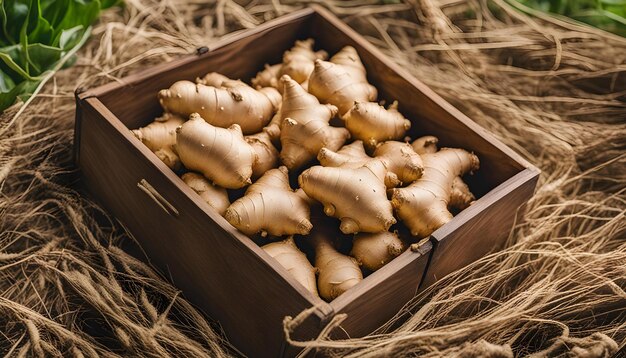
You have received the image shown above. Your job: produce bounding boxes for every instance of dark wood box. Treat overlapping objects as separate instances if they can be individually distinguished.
[74,6,539,357]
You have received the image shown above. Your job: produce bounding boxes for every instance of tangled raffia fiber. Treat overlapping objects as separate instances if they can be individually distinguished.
[1,0,624,357]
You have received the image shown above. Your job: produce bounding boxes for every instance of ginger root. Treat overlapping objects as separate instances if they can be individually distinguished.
[411,135,439,155]
[411,136,475,210]
[342,101,411,149]
[449,176,475,210]
[262,237,318,297]
[299,160,396,234]
[224,166,312,237]
[373,141,423,185]
[308,59,377,115]
[329,46,368,83]
[132,113,184,152]
[391,147,479,237]
[280,39,328,84]
[153,147,182,171]
[318,140,423,187]
[263,106,283,144]
[196,72,230,87]
[278,75,349,170]
[181,172,230,216]
[311,231,362,300]
[246,131,279,180]
[316,140,372,169]
[132,113,185,170]
[158,78,280,134]
[175,113,256,189]
[350,231,405,271]
[251,63,282,89]
[252,39,326,90]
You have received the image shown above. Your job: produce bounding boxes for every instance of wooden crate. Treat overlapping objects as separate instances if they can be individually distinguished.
[74,6,539,357]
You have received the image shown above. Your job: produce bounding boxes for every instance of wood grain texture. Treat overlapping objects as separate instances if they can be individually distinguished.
[422,168,540,288]
[329,241,432,338]
[74,6,539,357]
[77,97,331,357]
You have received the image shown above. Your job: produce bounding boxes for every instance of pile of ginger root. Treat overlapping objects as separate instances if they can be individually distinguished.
[132,39,480,301]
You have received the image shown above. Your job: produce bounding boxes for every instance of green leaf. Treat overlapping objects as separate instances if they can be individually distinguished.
[1,0,30,45]
[515,0,626,37]
[0,48,37,81]
[50,1,101,46]
[0,76,38,111]
[599,0,626,6]
[0,70,16,92]
[0,0,121,113]
[0,4,9,46]
[61,53,77,69]
[40,0,68,29]
[25,42,64,74]
[19,7,32,77]
[58,25,84,50]
[600,9,626,25]
[101,0,121,9]
[26,0,54,45]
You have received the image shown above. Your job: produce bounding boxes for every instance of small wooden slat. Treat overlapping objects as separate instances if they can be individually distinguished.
[329,240,432,338]
[423,168,540,287]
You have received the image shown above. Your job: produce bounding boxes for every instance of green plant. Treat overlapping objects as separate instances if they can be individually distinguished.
[0,0,119,112]
[515,0,626,37]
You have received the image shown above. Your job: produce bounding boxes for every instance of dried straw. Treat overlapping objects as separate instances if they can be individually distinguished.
[1,0,624,357]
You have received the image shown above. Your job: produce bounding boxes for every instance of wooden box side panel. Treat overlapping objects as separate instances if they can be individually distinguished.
[309,9,528,197]
[328,241,432,338]
[422,169,539,287]
[77,98,330,357]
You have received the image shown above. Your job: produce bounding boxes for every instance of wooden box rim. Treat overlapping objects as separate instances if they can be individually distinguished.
[74,5,540,326]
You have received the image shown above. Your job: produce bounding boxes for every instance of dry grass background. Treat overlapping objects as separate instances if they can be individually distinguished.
[1,0,625,356]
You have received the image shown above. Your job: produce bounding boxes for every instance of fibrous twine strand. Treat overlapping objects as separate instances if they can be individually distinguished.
[1,0,624,357]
